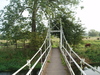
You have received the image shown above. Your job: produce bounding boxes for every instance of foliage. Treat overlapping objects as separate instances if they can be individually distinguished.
[0,47,42,71]
[29,32,46,51]
[0,0,82,71]
[74,39,100,63]
[47,60,50,63]
[60,54,66,66]
[0,0,81,50]
[51,36,59,48]
[0,0,81,36]
[88,29,99,37]
[0,48,28,71]
[50,14,85,46]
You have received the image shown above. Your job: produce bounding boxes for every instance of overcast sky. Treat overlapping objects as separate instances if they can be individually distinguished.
[0,0,100,32]
[76,0,100,32]
[0,0,9,10]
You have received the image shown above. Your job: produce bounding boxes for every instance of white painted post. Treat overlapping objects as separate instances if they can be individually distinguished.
[45,41,46,58]
[70,48,72,64]
[48,19,51,48]
[80,58,85,75]
[40,49,42,65]
[60,19,63,49]
[27,60,31,75]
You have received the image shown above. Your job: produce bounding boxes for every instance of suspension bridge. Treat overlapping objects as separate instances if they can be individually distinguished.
[12,21,100,75]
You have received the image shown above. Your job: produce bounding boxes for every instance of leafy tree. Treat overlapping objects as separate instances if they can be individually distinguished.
[99,32,100,36]
[0,0,80,32]
[88,29,99,37]
[50,14,85,46]
[0,0,81,50]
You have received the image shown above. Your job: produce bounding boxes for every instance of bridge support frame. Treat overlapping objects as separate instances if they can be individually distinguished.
[49,18,63,50]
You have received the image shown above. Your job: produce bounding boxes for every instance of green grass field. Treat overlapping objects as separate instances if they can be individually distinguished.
[74,37,100,63]
[51,36,59,48]
[0,40,40,71]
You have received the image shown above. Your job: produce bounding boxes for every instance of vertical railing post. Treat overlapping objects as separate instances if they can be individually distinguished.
[60,18,63,49]
[40,48,42,65]
[27,60,31,75]
[45,41,46,58]
[80,58,85,75]
[70,48,72,64]
[80,60,83,75]
[48,19,51,48]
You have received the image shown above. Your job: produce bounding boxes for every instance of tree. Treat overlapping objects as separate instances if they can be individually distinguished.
[0,0,81,50]
[99,32,100,36]
[0,0,80,32]
[88,29,99,37]
[50,14,85,46]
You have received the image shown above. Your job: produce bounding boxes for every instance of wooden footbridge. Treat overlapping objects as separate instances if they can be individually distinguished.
[12,21,100,75]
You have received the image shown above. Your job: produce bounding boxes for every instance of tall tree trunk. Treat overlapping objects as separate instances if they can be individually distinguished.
[32,11,36,32]
[31,0,38,32]
[23,39,25,48]
[14,39,17,49]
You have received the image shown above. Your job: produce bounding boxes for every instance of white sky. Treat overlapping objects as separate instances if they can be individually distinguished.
[0,0,9,10]
[0,0,100,32]
[76,0,100,32]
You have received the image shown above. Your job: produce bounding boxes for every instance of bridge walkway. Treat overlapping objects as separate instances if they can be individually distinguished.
[44,48,70,75]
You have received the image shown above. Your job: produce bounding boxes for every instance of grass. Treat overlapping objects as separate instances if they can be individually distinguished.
[1,36,99,71]
[60,54,66,66]
[74,37,100,63]
[0,47,40,71]
[0,49,26,71]
[0,37,45,71]
[47,60,50,63]
[51,36,59,48]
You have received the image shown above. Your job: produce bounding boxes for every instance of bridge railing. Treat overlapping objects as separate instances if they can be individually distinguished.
[61,31,100,75]
[12,29,51,75]
[60,46,75,75]
[71,47,100,74]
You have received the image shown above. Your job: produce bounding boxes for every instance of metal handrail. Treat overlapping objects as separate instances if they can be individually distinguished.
[62,46,87,75]
[12,29,50,75]
[12,23,100,75]
[62,30,100,74]
[26,45,51,75]
[38,46,51,75]
[60,48,75,75]
[12,48,42,75]
[71,49,100,74]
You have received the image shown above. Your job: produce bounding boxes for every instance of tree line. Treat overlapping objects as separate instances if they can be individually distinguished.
[88,29,100,37]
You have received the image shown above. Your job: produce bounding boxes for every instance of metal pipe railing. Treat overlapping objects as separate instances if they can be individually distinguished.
[71,49,100,74]
[12,29,50,75]
[62,30,100,74]
[62,46,87,75]
[60,48,75,75]
[38,45,51,75]
[12,48,42,75]
[26,45,51,75]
